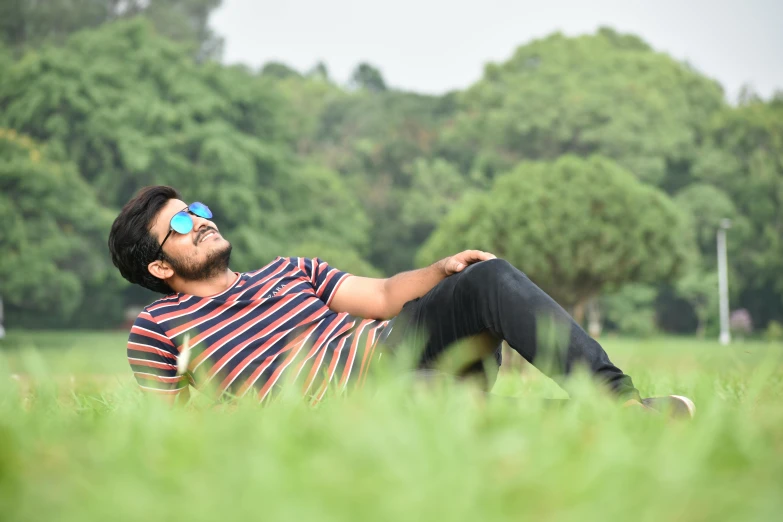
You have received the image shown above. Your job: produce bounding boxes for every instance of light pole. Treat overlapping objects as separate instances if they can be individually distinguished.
[717,219,732,345]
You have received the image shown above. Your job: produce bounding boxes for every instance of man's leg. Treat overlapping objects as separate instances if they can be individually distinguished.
[382,259,640,400]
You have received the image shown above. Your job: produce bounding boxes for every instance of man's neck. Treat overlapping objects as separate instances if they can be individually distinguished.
[170,269,238,298]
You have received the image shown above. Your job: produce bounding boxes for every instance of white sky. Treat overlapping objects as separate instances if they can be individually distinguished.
[211,0,783,101]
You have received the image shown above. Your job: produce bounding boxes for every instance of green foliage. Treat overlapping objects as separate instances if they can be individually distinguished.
[400,158,470,245]
[0,20,286,207]
[419,155,694,310]
[676,270,720,337]
[672,184,743,336]
[261,61,303,80]
[765,321,783,342]
[143,0,224,61]
[0,129,122,327]
[351,62,387,92]
[0,0,115,50]
[311,89,460,274]
[443,28,725,188]
[0,0,224,60]
[2,19,783,332]
[693,99,783,326]
[307,61,330,81]
[602,284,659,337]
[0,20,372,325]
[273,74,346,155]
[287,241,384,278]
[674,184,738,256]
[274,163,372,256]
[316,90,455,183]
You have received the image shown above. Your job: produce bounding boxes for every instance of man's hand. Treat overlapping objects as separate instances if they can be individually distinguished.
[440,250,497,276]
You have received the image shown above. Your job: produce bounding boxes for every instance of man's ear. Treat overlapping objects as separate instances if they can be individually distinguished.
[148,259,174,282]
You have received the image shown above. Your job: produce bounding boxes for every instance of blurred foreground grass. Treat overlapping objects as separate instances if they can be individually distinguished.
[1,331,782,522]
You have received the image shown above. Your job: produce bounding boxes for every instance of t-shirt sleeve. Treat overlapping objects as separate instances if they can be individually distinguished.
[292,257,352,306]
[127,311,188,395]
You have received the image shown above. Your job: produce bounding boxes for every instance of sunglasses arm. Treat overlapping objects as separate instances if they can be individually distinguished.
[154,229,174,261]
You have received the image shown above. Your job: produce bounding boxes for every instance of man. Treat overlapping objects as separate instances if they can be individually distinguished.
[109,186,694,416]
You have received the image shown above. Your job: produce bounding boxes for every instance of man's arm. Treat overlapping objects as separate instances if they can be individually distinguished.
[328,250,496,319]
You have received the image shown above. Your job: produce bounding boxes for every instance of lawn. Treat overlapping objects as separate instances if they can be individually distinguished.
[1,330,782,522]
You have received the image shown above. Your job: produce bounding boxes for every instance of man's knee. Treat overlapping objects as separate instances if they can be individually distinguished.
[458,258,540,306]
[461,258,519,286]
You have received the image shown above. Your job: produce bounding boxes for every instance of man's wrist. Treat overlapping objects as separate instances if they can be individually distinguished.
[432,258,448,277]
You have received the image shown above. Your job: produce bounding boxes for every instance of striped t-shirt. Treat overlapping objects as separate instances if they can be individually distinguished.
[127,256,391,402]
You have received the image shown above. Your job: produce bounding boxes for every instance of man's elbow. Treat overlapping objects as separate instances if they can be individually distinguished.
[377,289,400,320]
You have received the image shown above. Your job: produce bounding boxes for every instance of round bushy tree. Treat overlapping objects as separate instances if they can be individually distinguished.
[417,155,694,321]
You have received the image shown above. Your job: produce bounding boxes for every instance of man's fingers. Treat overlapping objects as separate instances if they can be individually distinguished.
[468,250,496,262]
[448,250,497,274]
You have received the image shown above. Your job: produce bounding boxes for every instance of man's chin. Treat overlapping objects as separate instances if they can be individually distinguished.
[170,242,233,281]
[210,241,232,269]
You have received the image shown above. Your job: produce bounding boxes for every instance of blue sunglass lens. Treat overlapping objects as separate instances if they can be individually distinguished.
[189,202,212,219]
[170,212,194,234]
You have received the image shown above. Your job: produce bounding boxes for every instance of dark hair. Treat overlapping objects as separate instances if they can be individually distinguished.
[109,186,182,294]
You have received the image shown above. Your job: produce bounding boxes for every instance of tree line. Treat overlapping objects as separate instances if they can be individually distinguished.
[1,4,781,338]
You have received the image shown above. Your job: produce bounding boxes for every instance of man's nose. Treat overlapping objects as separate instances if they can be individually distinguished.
[191,215,214,235]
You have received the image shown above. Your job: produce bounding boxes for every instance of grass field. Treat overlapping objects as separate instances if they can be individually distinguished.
[1,330,782,522]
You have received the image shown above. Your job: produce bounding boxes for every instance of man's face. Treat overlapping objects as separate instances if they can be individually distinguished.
[148,198,232,282]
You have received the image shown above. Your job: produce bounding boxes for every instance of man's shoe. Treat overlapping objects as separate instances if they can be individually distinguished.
[641,395,696,418]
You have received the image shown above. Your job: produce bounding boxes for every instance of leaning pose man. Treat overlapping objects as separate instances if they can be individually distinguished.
[109,186,694,415]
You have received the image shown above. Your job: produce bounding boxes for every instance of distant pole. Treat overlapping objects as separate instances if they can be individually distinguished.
[717,219,732,345]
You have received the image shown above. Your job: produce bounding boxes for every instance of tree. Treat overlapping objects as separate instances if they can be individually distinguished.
[663,183,747,335]
[273,162,372,257]
[0,20,373,325]
[311,90,460,275]
[307,61,330,81]
[417,155,694,322]
[350,62,387,92]
[287,241,383,278]
[0,20,289,223]
[261,61,302,80]
[143,0,224,61]
[0,0,113,50]
[0,129,122,327]
[675,270,719,337]
[270,73,345,155]
[0,0,224,60]
[400,158,472,245]
[674,183,742,259]
[441,28,725,189]
[693,97,783,327]
[601,284,659,337]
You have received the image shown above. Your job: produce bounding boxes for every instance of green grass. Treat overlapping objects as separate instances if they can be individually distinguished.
[1,331,782,522]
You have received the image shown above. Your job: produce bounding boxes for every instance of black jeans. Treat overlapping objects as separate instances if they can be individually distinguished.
[380,259,639,400]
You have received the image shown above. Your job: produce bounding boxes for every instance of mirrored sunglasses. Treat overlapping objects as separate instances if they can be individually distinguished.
[154,202,213,260]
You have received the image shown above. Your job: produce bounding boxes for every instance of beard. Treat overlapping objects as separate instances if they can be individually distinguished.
[164,241,233,282]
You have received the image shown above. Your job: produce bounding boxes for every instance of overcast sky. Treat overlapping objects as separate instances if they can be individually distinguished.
[211,0,783,101]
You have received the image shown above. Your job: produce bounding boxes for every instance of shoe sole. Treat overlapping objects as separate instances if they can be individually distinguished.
[642,395,696,418]
[670,395,696,418]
